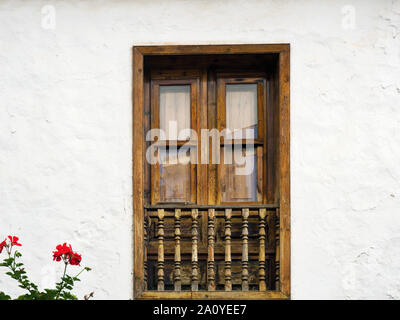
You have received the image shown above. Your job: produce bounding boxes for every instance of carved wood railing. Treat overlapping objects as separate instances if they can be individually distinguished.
[144,204,279,292]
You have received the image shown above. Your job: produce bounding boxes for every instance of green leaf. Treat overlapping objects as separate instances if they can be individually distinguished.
[39,289,58,300]
[60,291,78,300]
[44,289,57,294]
[0,292,11,300]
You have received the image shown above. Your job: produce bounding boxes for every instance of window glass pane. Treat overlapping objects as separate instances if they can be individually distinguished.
[160,85,191,140]
[226,84,257,139]
[159,148,191,202]
[220,147,257,202]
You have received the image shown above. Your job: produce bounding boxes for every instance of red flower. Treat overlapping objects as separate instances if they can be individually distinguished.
[8,236,21,247]
[69,252,82,266]
[52,243,82,266]
[52,243,72,262]
[0,239,7,254]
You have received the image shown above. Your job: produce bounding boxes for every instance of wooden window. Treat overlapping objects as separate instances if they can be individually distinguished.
[150,77,200,204]
[217,74,266,204]
[133,45,290,300]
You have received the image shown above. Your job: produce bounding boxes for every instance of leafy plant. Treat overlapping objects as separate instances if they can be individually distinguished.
[0,236,92,300]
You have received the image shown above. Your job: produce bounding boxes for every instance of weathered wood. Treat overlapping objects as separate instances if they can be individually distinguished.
[157,209,165,291]
[191,209,199,291]
[207,209,216,291]
[199,69,208,205]
[275,208,280,291]
[279,46,291,297]
[139,290,289,300]
[207,68,217,205]
[241,208,249,291]
[174,209,182,291]
[215,75,267,203]
[146,208,276,219]
[144,214,149,290]
[150,78,199,204]
[266,74,276,204]
[145,204,279,209]
[224,209,232,291]
[133,44,290,299]
[133,48,145,298]
[258,208,267,291]
[135,44,290,55]
[147,241,275,256]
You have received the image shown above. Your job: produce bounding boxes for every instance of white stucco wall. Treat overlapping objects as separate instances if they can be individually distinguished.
[0,0,399,299]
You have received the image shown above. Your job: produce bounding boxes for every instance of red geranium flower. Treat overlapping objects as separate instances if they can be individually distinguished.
[69,252,82,266]
[0,239,7,254]
[52,243,82,265]
[52,243,72,262]
[8,236,21,247]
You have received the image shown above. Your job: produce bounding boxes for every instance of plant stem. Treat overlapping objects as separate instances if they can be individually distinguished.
[63,262,68,279]
[56,263,68,298]
[55,262,68,300]
[74,268,85,279]
[4,244,35,295]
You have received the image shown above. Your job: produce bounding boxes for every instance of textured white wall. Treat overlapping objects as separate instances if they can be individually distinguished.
[0,0,399,299]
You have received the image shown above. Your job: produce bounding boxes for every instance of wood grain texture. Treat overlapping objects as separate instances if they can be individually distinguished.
[224,208,232,291]
[199,69,208,204]
[241,208,249,291]
[207,209,216,291]
[133,48,144,298]
[275,208,280,291]
[145,204,278,209]
[174,209,181,291]
[150,77,199,204]
[278,46,290,297]
[133,44,290,299]
[216,75,267,204]
[144,214,149,290]
[135,44,289,55]
[191,209,199,291]
[138,290,288,300]
[157,209,165,291]
[258,208,267,291]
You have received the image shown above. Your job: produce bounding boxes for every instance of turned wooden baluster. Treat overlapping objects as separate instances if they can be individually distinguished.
[224,209,232,291]
[157,209,165,291]
[258,208,267,291]
[144,213,150,290]
[241,208,249,291]
[174,209,182,291]
[275,208,280,291]
[207,209,216,291]
[191,209,199,291]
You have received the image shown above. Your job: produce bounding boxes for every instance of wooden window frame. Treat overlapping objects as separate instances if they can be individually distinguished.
[133,44,290,300]
[216,73,267,205]
[150,78,199,205]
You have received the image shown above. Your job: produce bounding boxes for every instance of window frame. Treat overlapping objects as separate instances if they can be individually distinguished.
[150,77,200,205]
[133,44,290,300]
[216,73,267,205]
